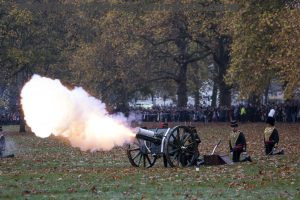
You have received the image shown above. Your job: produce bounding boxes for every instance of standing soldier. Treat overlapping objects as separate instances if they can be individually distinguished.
[264,109,284,155]
[229,120,252,162]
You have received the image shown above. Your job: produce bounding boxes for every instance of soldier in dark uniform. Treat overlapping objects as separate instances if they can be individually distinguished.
[159,122,168,128]
[264,109,284,155]
[229,120,252,162]
[0,134,5,157]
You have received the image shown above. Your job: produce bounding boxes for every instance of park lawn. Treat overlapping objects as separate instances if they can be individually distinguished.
[0,123,299,199]
[1,125,19,132]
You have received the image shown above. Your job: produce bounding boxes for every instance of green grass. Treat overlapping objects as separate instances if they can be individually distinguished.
[1,125,19,132]
[0,123,299,199]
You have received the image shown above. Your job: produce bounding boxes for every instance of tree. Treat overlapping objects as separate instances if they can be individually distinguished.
[69,1,221,108]
[137,9,214,107]
[270,8,300,98]
[225,0,300,99]
[68,11,153,112]
[0,0,83,131]
[188,60,209,108]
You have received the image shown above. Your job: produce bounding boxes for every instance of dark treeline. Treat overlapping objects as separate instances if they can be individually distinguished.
[0,1,299,131]
[0,112,20,125]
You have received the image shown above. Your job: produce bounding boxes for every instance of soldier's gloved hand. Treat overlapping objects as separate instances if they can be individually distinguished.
[234,144,244,151]
[265,141,274,145]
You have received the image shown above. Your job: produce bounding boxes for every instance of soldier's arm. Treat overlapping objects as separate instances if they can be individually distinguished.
[241,132,247,150]
[271,129,279,144]
[229,140,233,152]
[236,132,246,151]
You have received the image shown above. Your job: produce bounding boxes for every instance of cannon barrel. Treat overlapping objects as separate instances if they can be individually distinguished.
[137,128,155,137]
[135,128,161,144]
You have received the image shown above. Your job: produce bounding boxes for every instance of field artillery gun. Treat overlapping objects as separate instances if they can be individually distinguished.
[126,125,201,168]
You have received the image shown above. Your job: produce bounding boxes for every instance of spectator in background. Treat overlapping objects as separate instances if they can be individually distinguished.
[127,101,299,123]
[240,106,247,123]
[291,102,298,122]
[233,106,239,120]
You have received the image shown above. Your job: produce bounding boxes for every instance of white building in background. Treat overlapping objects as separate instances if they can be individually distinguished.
[130,83,213,108]
[265,81,300,102]
[268,91,284,102]
[266,81,285,103]
[130,81,299,108]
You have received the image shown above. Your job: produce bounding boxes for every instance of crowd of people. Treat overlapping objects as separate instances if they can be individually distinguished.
[0,112,20,125]
[130,102,300,123]
[0,102,299,125]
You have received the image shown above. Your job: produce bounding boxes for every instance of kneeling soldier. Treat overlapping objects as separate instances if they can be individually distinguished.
[229,120,252,162]
[264,109,284,155]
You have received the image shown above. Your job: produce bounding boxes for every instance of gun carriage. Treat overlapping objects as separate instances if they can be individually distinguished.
[127,126,201,168]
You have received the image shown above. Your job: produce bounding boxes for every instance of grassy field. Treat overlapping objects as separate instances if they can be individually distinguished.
[0,123,299,199]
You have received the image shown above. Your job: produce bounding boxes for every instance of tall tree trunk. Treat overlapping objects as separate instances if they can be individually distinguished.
[264,84,269,105]
[118,84,129,116]
[177,63,188,107]
[214,36,232,107]
[194,88,200,108]
[211,81,218,107]
[151,93,155,105]
[19,106,26,132]
[18,65,31,133]
[174,17,189,108]
[191,62,201,108]
[248,94,261,105]
[219,82,231,107]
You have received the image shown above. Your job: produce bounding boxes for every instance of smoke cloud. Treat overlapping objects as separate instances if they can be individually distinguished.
[21,75,135,151]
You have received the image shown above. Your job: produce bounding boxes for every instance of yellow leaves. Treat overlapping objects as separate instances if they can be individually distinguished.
[127,41,143,57]
[9,6,33,25]
[7,48,30,65]
[227,2,300,98]
[269,8,300,98]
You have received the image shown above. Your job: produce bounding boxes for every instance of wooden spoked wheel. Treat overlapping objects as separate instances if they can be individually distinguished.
[164,126,199,167]
[127,139,157,168]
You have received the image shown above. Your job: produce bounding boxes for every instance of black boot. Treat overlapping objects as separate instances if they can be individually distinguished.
[276,150,284,155]
[246,156,252,162]
[280,150,284,155]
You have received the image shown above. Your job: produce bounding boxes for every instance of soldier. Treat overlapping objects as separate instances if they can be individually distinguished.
[0,134,5,157]
[229,120,252,162]
[264,109,284,155]
[159,122,168,128]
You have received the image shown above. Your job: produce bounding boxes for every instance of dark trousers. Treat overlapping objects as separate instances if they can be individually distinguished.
[0,136,5,157]
[265,143,283,155]
[232,149,242,162]
[265,143,275,155]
